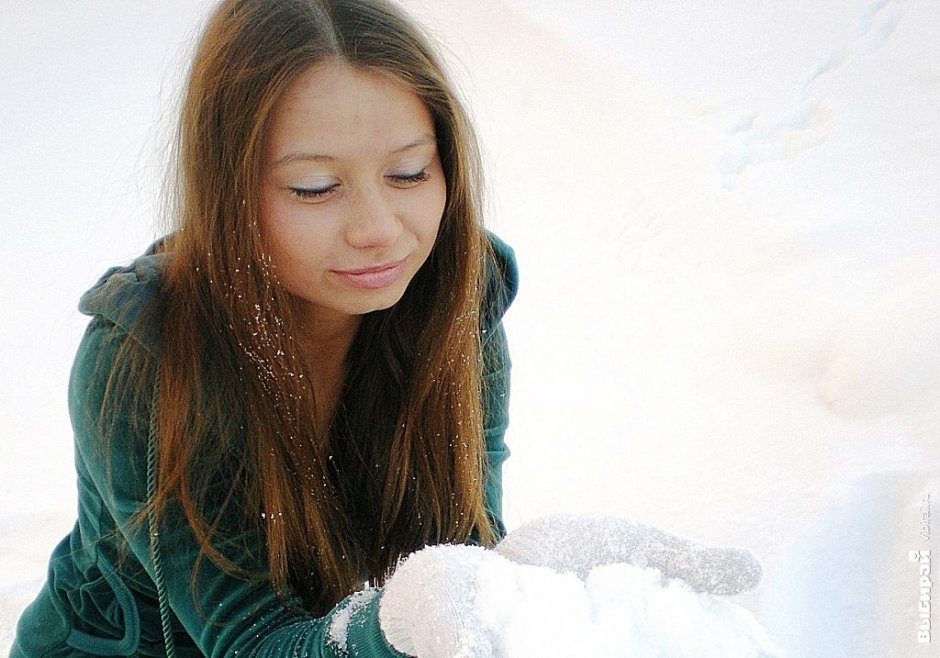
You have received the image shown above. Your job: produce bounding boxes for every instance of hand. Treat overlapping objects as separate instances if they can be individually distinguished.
[495,514,762,595]
[379,544,593,657]
[379,544,507,657]
[377,541,780,658]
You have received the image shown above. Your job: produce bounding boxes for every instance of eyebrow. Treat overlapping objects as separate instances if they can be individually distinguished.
[272,134,437,168]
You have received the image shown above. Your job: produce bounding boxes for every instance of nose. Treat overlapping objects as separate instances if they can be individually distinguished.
[344,186,402,249]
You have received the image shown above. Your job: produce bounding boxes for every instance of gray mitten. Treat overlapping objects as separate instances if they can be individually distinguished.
[495,514,762,595]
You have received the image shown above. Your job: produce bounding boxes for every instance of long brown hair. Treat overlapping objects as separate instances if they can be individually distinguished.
[109,0,495,615]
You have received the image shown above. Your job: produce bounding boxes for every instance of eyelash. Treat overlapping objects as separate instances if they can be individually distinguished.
[391,170,431,185]
[290,184,338,200]
[289,169,431,201]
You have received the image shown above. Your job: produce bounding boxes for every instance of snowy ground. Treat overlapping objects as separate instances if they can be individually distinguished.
[1,1,938,655]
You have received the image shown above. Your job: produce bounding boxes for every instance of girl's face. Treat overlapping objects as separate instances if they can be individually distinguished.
[260,60,446,329]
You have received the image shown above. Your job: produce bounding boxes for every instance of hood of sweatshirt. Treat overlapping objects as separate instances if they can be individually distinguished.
[78,239,167,355]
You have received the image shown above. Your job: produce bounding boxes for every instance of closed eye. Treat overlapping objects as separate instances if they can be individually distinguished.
[387,169,431,187]
[289,183,339,200]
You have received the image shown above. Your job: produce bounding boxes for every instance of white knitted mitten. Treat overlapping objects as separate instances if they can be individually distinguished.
[379,544,511,657]
[495,514,762,595]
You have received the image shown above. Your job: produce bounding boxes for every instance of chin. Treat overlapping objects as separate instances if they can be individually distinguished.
[349,289,409,316]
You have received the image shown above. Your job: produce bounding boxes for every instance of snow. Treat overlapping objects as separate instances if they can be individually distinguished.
[328,587,380,655]
[496,562,785,658]
[573,563,781,657]
[378,543,782,657]
[1,0,938,656]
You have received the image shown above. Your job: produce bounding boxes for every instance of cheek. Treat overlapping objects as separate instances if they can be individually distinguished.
[412,179,448,238]
[258,196,329,277]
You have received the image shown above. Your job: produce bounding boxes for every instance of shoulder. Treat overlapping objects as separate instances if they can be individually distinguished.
[482,231,518,331]
[78,238,169,356]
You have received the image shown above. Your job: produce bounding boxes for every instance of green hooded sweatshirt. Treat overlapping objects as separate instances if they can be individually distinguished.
[12,233,517,657]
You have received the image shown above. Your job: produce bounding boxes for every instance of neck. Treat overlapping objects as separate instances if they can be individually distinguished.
[295,305,362,429]
[303,310,361,358]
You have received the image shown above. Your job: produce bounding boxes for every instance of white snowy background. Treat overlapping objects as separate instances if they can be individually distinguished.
[1,1,938,656]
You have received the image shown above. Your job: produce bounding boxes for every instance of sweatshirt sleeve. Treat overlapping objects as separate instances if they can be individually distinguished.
[480,233,519,540]
[481,321,511,540]
[69,317,407,657]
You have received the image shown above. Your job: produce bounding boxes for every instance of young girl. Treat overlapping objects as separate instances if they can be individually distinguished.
[12,1,762,655]
[13,0,515,653]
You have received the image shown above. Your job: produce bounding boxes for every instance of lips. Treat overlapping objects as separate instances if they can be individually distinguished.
[332,258,407,289]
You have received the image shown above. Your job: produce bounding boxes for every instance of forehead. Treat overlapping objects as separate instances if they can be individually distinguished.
[266,59,436,161]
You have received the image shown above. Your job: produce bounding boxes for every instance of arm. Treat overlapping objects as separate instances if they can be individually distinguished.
[70,318,404,657]
[480,232,518,540]
[481,320,511,539]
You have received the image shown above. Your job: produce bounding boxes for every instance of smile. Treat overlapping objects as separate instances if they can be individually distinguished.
[332,259,407,289]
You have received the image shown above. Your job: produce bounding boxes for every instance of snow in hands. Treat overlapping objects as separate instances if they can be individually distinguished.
[377,542,784,657]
